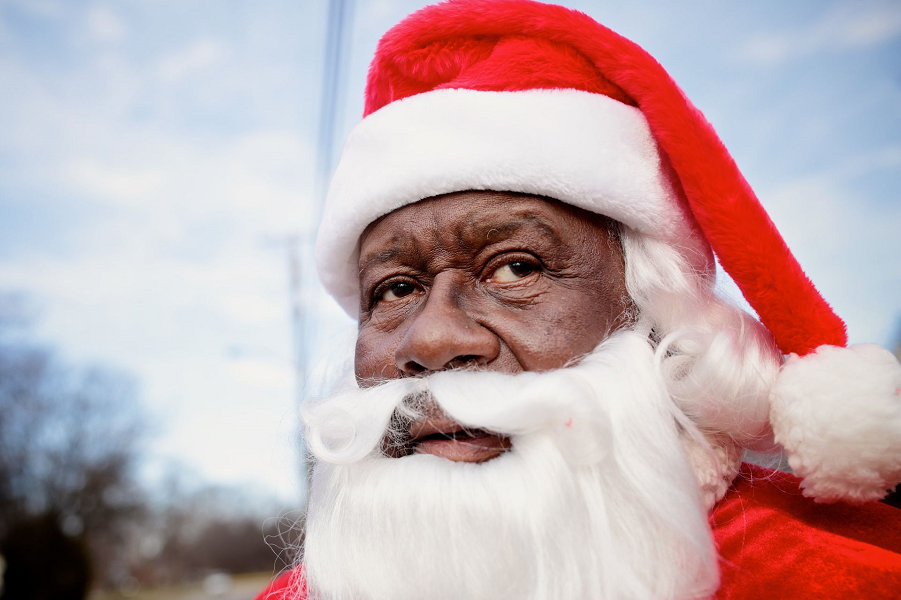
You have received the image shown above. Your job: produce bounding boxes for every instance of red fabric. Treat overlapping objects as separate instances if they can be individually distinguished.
[713,464,901,599]
[256,464,901,600]
[363,0,847,356]
[254,567,306,600]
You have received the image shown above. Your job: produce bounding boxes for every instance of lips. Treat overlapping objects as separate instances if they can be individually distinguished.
[409,419,510,463]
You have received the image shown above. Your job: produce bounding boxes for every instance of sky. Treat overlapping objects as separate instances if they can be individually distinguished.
[0,0,899,504]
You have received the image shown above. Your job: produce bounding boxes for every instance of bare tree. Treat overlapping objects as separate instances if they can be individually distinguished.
[128,471,302,584]
[0,293,148,597]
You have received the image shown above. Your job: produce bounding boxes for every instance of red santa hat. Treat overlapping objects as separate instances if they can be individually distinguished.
[316,0,901,503]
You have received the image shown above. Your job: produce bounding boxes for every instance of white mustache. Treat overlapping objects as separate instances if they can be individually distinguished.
[303,377,422,465]
[301,333,662,467]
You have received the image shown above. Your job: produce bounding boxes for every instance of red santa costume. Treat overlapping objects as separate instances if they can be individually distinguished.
[259,1,901,598]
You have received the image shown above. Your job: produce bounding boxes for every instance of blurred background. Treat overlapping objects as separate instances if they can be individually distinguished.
[0,0,899,598]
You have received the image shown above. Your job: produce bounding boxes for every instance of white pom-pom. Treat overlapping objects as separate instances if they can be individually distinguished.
[770,344,901,503]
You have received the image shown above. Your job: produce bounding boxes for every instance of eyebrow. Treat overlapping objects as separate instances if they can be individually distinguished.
[462,212,562,246]
[359,247,403,270]
[357,211,563,273]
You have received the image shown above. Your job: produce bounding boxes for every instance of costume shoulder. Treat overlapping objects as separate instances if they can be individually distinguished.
[254,568,306,600]
[712,463,901,599]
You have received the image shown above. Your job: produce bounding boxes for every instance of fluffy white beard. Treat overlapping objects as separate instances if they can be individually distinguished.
[301,331,720,600]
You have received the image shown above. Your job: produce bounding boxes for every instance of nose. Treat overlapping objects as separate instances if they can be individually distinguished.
[394,277,499,375]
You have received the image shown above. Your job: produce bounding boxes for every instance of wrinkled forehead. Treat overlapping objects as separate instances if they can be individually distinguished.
[358,191,612,257]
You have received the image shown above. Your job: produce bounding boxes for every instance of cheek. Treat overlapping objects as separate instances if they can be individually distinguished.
[501,290,623,371]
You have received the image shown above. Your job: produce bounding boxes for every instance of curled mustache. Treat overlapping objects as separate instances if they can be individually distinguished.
[300,334,664,468]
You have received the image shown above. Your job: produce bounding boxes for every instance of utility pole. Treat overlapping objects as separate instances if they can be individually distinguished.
[291,0,355,507]
[286,233,305,386]
[284,233,310,501]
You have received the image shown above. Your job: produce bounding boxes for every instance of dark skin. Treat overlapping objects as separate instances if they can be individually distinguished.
[355,191,631,462]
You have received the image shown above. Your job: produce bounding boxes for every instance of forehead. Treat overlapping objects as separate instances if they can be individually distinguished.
[359,191,597,258]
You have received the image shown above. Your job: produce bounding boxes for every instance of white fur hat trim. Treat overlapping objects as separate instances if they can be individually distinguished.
[316,88,712,316]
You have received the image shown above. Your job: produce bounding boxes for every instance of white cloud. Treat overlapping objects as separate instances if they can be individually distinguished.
[0,227,304,500]
[359,0,403,22]
[85,6,127,44]
[831,145,901,180]
[229,357,295,391]
[740,1,901,64]
[843,5,901,45]
[220,293,286,326]
[64,156,166,204]
[0,9,313,498]
[155,38,226,84]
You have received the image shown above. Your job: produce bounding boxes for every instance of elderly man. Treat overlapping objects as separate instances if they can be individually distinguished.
[259,1,901,598]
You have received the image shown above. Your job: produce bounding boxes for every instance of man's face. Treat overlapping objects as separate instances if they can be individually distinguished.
[304,191,719,600]
[354,191,631,462]
[355,190,630,377]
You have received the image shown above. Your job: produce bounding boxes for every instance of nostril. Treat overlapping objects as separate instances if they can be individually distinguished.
[402,356,483,375]
[403,361,427,375]
[451,355,483,368]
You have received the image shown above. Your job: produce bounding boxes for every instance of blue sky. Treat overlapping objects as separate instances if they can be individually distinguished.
[1,0,899,502]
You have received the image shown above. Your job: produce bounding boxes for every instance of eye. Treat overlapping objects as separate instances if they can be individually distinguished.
[378,280,418,302]
[489,260,537,283]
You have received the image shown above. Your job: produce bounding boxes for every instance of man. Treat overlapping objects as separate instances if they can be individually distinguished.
[259,1,901,598]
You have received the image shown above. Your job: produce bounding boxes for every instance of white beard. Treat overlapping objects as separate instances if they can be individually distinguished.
[301,331,719,600]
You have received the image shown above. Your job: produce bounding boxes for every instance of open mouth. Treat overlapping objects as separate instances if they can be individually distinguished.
[406,419,511,463]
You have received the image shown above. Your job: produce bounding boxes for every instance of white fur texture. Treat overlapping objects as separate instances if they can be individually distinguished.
[621,228,781,453]
[680,432,743,512]
[316,88,713,315]
[771,343,901,503]
[302,332,719,600]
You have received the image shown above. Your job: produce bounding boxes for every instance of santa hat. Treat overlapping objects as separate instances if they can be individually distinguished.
[315,0,901,503]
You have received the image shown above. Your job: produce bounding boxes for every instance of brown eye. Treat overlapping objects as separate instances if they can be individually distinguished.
[380,281,417,302]
[490,261,536,283]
